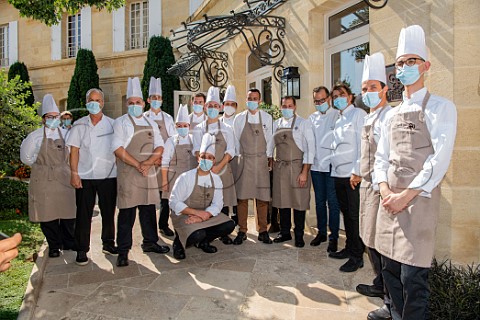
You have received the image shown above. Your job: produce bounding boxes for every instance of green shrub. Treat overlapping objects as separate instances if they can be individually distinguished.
[8,62,35,108]
[0,178,29,218]
[429,259,480,320]
[259,102,281,120]
[67,49,100,113]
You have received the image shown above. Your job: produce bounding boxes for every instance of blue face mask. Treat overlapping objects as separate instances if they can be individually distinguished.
[150,100,162,110]
[334,97,348,111]
[362,91,382,109]
[193,104,203,114]
[281,108,294,119]
[45,118,61,129]
[199,158,214,171]
[128,105,143,118]
[246,101,258,111]
[315,102,329,113]
[396,65,422,85]
[207,107,220,119]
[62,119,72,127]
[176,127,189,137]
[86,101,101,115]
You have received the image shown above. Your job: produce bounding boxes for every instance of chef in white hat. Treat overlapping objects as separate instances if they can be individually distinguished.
[188,92,207,130]
[144,76,176,237]
[20,94,76,258]
[192,86,237,245]
[354,52,393,320]
[221,85,237,127]
[374,25,457,320]
[111,77,170,267]
[169,133,235,259]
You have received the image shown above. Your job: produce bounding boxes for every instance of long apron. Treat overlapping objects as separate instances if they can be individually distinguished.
[170,170,231,248]
[116,115,160,209]
[150,112,170,189]
[29,128,76,222]
[375,92,440,268]
[272,116,311,211]
[161,136,197,199]
[359,107,386,249]
[235,111,270,201]
[207,120,237,207]
[189,113,205,131]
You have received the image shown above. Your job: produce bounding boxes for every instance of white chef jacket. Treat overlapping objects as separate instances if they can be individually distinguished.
[220,114,235,128]
[20,126,69,166]
[330,105,367,178]
[169,168,223,216]
[111,114,164,153]
[309,107,339,172]
[66,115,117,179]
[271,114,315,164]
[144,110,176,138]
[374,87,457,197]
[233,110,273,158]
[192,120,236,158]
[161,134,196,167]
[189,113,206,125]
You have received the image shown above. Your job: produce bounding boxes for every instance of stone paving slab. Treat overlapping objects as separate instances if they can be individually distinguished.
[24,210,382,319]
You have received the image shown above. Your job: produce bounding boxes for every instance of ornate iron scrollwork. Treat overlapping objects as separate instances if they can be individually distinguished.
[363,0,388,9]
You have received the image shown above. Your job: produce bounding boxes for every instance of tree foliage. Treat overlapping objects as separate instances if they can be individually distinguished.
[7,0,125,26]
[67,49,99,119]
[141,36,180,116]
[0,69,41,171]
[8,62,35,107]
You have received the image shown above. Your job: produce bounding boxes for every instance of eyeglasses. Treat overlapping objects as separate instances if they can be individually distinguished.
[395,57,425,70]
[314,98,327,105]
[44,115,60,120]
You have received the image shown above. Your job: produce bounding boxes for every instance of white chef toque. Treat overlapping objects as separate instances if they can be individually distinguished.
[396,25,428,60]
[362,52,387,84]
[223,85,237,103]
[199,133,216,156]
[148,77,162,97]
[126,77,143,99]
[206,86,221,105]
[176,104,189,123]
[41,94,60,116]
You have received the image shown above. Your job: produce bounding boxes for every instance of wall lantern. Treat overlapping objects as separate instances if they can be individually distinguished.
[281,66,300,99]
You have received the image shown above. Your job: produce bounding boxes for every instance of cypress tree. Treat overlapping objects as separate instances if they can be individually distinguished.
[7,61,35,107]
[141,36,180,116]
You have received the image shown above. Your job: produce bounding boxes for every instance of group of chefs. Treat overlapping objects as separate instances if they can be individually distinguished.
[20,24,456,320]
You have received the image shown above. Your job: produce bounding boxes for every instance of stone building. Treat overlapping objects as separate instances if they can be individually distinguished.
[0,0,478,265]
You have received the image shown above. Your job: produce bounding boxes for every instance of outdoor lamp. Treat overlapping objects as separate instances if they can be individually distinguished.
[281,67,300,99]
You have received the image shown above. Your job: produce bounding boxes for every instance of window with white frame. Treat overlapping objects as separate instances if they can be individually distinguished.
[324,1,369,96]
[0,24,8,67]
[130,1,149,49]
[67,13,81,58]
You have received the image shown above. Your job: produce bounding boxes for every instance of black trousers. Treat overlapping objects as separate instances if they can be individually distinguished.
[40,219,75,250]
[368,246,384,290]
[174,220,235,250]
[334,177,364,258]
[158,196,171,229]
[382,256,430,320]
[279,208,306,238]
[221,206,237,226]
[74,178,117,252]
[117,205,159,254]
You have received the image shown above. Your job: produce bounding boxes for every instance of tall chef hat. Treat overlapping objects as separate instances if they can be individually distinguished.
[362,52,387,84]
[396,25,428,60]
[176,104,189,123]
[206,86,221,105]
[199,133,216,156]
[223,85,237,103]
[148,77,162,96]
[126,77,143,99]
[41,94,59,116]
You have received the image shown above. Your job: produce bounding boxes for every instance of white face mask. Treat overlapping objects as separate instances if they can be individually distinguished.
[223,106,236,116]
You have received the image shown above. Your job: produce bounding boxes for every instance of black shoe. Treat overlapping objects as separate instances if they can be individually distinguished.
[268,224,280,233]
[273,233,292,243]
[196,242,218,253]
[116,253,129,267]
[220,235,233,245]
[310,234,327,246]
[328,248,349,259]
[367,305,392,320]
[102,244,118,256]
[327,239,338,253]
[159,227,175,237]
[75,251,89,266]
[339,257,364,272]
[173,244,186,260]
[48,248,60,258]
[141,243,170,254]
[295,238,305,248]
[356,284,384,298]
[258,231,273,244]
[233,232,247,245]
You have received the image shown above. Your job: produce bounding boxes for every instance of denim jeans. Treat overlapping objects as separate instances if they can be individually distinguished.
[311,170,340,240]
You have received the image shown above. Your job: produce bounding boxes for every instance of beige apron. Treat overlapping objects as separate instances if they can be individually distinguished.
[206,120,237,207]
[221,116,238,179]
[272,116,311,211]
[149,112,170,189]
[161,136,197,199]
[375,92,440,268]
[235,111,270,201]
[170,170,231,248]
[359,107,386,249]
[116,115,160,209]
[29,128,76,222]
[189,113,205,130]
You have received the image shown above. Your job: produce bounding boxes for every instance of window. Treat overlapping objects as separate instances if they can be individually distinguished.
[0,24,8,67]
[328,1,369,40]
[67,13,81,58]
[130,1,149,49]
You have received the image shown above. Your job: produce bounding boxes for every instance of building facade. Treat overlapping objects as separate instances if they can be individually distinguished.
[1,0,478,264]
